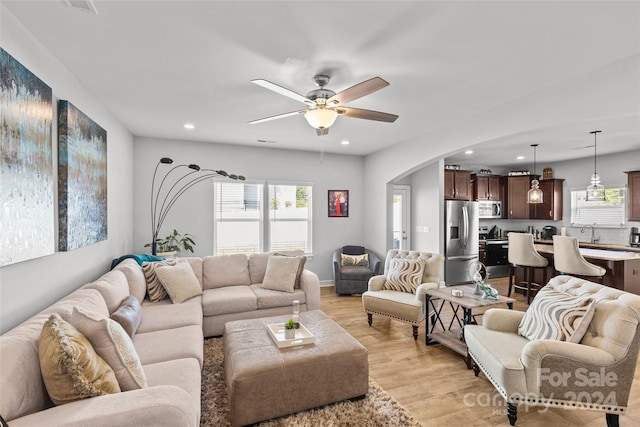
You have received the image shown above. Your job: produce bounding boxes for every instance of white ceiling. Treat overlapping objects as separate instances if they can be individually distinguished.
[4,0,640,168]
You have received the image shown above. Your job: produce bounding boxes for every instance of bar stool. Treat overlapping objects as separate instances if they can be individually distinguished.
[552,235,606,282]
[508,232,548,304]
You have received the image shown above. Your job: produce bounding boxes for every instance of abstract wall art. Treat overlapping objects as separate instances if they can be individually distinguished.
[0,48,55,267]
[58,100,107,251]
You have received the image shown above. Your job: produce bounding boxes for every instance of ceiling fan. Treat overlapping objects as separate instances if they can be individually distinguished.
[248,74,399,136]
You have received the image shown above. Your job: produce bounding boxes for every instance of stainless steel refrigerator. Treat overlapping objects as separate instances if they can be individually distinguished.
[444,200,479,285]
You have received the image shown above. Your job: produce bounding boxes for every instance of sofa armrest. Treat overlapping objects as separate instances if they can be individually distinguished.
[482,308,525,333]
[415,282,438,301]
[299,269,321,310]
[332,250,342,287]
[8,385,197,427]
[367,251,382,275]
[521,339,616,370]
[367,275,387,292]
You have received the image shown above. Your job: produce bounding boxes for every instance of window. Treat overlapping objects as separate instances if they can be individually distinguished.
[214,181,312,255]
[570,187,626,227]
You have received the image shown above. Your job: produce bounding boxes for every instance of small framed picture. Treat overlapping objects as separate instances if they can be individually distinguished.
[328,190,349,217]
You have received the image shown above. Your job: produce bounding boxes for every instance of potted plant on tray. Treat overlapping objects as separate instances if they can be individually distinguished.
[145,229,196,258]
[284,319,296,339]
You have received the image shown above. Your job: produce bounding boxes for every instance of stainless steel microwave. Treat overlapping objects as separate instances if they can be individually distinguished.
[478,201,502,218]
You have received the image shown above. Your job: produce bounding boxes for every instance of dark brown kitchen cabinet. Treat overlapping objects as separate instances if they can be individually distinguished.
[530,179,564,220]
[444,169,471,200]
[507,176,535,219]
[627,171,640,221]
[472,174,501,201]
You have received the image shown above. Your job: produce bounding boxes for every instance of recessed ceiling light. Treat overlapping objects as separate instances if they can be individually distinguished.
[183,123,195,130]
[341,140,350,145]
[516,155,525,160]
[465,150,473,154]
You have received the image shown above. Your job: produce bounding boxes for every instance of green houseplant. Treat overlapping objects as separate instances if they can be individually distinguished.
[145,229,196,257]
[284,318,296,339]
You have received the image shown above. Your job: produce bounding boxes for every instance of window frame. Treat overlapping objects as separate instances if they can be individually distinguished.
[569,186,627,228]
[212,179,313,255]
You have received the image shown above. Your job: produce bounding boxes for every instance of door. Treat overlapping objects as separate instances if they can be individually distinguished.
[393,185,411,250]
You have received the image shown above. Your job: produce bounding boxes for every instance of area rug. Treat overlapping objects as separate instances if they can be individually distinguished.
[200,337,421,426]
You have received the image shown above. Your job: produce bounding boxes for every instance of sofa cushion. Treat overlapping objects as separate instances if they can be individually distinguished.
[250,284,307,310]
[382,258,425,293]
[133,324,203,368]
[518,286,595,343]
[248,253,271,284]
[141,259,177,302]
[39,314,120,406]
[71,307,148,391]
[178,256,204,288]
[202,286,258,316]
[203,254,250,289]
[83,270,130,314]
[112,259,147,303]
[138,298,202,333]
[155,262,203,304]
[110,296,142,338]
[261,255,303,293]
[272,253,307,288]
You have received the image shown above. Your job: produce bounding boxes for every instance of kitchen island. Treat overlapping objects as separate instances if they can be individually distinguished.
[512,243,640,295]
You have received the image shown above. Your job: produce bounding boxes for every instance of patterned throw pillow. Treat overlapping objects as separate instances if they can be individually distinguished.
[38,314,120,406]
[382,258,425,293]
[141,259,177,302]
[71,307,148,391]
[518,286,595,343]
[341,253,370,267]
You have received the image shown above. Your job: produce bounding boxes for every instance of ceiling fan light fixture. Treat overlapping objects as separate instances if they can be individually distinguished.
[586,130,606,201]
[527,143,543,204]
[304,108,338,130]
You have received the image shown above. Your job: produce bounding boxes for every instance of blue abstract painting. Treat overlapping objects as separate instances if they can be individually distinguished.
[58,100,107,251]
[0,48,54,267]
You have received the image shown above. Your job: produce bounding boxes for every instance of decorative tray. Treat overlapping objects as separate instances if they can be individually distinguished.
[267,322,315,348]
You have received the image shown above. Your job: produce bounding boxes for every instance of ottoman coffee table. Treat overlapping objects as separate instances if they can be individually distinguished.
[224,310,369,427]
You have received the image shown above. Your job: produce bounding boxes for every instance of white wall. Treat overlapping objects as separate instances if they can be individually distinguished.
[133,137,365,282]
[409,160,442,253]
[0,6,135,333]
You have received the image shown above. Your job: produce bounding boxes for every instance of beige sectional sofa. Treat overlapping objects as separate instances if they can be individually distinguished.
[0,252,320,426]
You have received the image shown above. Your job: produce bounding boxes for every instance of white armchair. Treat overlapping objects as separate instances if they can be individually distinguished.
[362,250,444,340]
[465,275,640,427]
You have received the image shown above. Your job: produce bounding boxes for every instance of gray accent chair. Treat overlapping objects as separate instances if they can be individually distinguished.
[465,275,640,427]
[333,245,381,295]
[362,250,444,340]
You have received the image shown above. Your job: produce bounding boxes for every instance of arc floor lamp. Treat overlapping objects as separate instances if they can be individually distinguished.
[150,157,245,255]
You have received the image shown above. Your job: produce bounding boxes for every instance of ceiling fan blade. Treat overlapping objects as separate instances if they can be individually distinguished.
[251,79,314,106]
[316,127,329,136]
[248,110,306,125]
[337,107,398,123]
[326,77,389,107]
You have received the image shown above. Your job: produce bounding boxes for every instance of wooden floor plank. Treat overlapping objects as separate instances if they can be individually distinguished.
[319,278,640,426]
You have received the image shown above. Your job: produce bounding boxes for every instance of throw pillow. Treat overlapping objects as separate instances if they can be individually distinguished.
[71,307,148,391]
[39,314,120,406]
[518,287,595,343]
[382,258,425,293]
[272,252,307,288]
[341,253,370,267]
[110,295,143,338]
[141,259,177,302]
[155,262,203,303]
[261,255,303,293]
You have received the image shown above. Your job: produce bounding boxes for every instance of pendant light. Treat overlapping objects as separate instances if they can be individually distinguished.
[527,144,543,204]
[586,130,605,201]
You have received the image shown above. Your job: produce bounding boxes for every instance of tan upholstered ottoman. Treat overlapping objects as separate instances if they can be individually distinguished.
[224,310,369,427]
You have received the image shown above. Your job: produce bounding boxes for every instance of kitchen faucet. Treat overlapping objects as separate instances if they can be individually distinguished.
[581,224,600,243]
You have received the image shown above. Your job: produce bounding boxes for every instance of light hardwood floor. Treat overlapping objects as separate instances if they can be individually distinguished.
[319,278,640,426]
